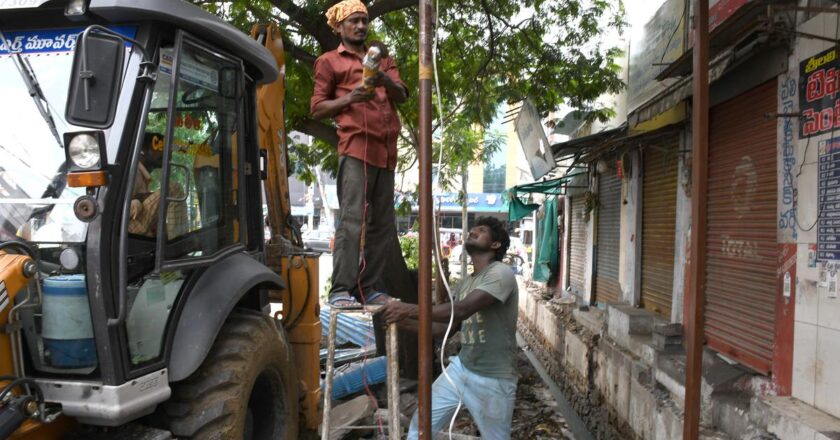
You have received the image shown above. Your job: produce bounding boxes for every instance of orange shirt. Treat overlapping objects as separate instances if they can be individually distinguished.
[310,44,407,170]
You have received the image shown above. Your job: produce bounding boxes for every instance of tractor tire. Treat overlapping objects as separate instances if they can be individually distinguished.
[165,310,299,440]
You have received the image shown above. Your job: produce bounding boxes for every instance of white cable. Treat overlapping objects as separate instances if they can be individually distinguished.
[430,0,464,438]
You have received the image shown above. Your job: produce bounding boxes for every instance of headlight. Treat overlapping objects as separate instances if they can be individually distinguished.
[68,133,101,169]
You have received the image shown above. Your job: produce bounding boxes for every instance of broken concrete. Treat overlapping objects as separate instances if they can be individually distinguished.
[322,395,376,440]
[751,396,840,440]
[519,286,745,440]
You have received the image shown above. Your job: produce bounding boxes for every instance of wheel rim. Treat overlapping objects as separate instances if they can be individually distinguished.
[245,368,286,440]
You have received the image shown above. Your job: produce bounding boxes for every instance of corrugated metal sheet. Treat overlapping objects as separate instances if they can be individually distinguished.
[569,197,587,294]
[641,138,679,317]
[595,166,622,304]
[705,80,777,374]
[320,306,375,348]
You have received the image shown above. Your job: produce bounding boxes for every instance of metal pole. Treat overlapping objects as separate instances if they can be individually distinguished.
[418,0,434,438]
[387,323,401,439]
[684,0,709,439]
[321,309,338,440]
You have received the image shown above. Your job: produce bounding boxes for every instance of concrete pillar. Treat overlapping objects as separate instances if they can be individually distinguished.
[620,150,643,305]
[584,174,596,305]
[562,196,572,292]
[672,129,692,324]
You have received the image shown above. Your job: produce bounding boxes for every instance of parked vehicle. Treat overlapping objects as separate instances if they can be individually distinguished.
[0,3,320,438]
[304,229,334,253]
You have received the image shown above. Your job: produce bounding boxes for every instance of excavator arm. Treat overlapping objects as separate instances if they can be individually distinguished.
[250,24,322,432]
[251,24,295,245]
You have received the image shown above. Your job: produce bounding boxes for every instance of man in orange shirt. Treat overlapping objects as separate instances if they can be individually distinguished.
[311,0,408,307]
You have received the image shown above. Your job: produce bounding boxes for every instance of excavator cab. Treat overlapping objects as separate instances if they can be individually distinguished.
[0,1,308,438]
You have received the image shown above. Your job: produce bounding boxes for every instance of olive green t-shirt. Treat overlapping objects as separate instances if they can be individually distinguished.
[457,261,519,379]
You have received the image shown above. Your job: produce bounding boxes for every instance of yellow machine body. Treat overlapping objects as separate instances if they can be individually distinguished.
[266,250,322,431]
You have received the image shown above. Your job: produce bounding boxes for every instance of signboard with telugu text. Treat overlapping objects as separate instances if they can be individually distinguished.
[0,25,136,56]
[800,46,840,139]
[818,136,840,261]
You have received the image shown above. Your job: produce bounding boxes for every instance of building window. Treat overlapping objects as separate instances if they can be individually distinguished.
[483,162,506,193]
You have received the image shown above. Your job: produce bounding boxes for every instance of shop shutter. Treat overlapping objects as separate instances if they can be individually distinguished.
[705,80,777,374]
[641,138,679,317]
[569,196,587,295]
[595,168,622,304]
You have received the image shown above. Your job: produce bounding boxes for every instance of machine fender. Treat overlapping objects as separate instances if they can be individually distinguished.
[168,252,284,382]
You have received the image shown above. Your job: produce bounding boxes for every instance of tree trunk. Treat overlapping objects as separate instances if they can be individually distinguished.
[375,226,419,380]
[315,167,333,230]
[460,164,469,279]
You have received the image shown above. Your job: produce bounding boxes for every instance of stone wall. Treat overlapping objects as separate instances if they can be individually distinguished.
[518,287,739,440]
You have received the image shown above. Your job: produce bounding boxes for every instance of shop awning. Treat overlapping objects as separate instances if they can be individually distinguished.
[504,169,588,221]
[551,125,627,163]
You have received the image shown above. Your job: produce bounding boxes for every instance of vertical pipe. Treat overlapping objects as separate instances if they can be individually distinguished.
[684,0,709,439]
[387,323,401,439]
[321,309,338,440]
[418,0,434,438]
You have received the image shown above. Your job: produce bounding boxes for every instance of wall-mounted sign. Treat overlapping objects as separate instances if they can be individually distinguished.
[800,46,840,138]
[395,192,507,213]
[817,136,840,261]
[514,101,554,180]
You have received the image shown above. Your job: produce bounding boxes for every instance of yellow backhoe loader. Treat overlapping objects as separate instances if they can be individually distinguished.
[0,1,320,438]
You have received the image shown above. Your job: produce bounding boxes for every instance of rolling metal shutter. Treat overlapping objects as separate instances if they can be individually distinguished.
[595,168,622,304]
[704,80,777,374]
[641,138,679,317]
[569,196,587,295]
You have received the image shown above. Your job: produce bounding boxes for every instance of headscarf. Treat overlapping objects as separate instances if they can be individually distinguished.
[325,0,368,31]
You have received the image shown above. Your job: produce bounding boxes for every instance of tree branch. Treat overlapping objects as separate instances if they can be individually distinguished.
[283,37,318,66]
[368,0,416,20]
[269,0,317,33]
[270,0,340,51]
[295,118,339,147]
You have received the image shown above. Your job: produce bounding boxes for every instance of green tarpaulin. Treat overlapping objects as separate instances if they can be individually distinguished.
[506,193,540,221]
[533,197,558,282]
[504,170,586,221]
[506,169,586,282]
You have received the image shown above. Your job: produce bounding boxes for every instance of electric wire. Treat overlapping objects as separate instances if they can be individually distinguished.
[431,0,464,437]
[359,100,385,436]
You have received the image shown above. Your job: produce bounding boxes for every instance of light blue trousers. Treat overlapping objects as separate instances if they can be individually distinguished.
[407,356,517,440]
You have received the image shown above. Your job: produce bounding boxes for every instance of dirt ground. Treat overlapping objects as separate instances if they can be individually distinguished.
[442,351,576,439]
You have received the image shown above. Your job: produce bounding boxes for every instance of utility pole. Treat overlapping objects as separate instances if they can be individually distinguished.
[417,0,434,438]
[685,0,709,439]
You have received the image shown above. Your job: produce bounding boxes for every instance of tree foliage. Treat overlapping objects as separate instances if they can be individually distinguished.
[191,0,625,184]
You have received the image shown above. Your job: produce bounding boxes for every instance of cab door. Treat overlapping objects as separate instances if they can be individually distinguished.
[122,31,247,377]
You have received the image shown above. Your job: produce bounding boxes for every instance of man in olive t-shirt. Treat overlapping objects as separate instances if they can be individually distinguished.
[379,216,519,439]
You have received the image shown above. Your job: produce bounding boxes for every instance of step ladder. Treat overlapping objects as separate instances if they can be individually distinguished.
[322,305,401,440]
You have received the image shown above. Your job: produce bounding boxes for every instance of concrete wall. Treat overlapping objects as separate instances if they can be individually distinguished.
[788,11,840,420]
[518,289,739,440]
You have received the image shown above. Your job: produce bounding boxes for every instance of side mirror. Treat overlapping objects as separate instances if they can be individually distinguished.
[65,28,125,129]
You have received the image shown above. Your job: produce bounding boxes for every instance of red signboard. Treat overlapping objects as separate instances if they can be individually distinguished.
[710,0,749,31]
[688,0,751,47]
